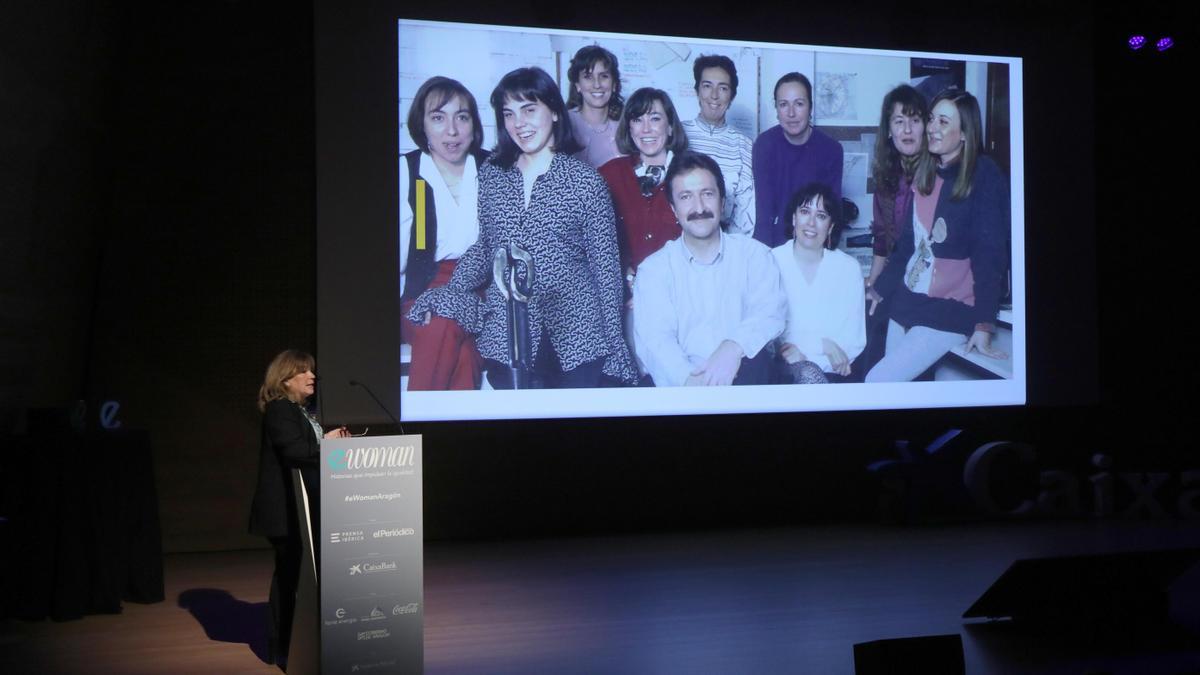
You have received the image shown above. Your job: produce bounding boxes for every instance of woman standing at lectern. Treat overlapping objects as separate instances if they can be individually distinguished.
[248,349,347,666]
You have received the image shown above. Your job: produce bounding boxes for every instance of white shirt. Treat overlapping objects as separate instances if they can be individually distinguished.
[633,232,786,386]
[772,243,866,373]
[398,152,480,295]
[681,116,756,236]
[903,208,935,295]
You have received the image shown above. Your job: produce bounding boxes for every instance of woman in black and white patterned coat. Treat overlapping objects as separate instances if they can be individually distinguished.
[408,67,635,389]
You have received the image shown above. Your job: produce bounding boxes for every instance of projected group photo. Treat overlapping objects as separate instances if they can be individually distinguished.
[396,19,1024,421]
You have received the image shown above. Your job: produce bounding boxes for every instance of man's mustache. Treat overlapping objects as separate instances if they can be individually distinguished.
[685,210,716,222]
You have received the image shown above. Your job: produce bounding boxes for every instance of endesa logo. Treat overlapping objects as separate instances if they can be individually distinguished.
[327,445,415,471]
[324,607,357,627]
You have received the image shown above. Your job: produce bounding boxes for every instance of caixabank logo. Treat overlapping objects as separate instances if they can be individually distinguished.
[964,442,1200,518]
[348,560,399,576]
[327,445,416,471]
[873,429,1200,520]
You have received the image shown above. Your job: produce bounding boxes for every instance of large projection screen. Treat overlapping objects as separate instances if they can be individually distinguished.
[392,19,1024,422]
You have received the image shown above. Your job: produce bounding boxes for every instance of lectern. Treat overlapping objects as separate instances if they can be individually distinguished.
[290,435,424,674]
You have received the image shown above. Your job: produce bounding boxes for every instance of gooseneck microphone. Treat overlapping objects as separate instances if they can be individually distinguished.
[348,379,402,430]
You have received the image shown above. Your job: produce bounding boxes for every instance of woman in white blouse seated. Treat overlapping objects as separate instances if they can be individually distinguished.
[772,182,866,383]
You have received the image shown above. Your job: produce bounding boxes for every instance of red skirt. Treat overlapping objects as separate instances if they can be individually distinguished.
[401,259,482,390]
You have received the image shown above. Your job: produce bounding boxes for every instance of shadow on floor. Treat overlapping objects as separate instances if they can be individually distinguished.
[178,588,270,664]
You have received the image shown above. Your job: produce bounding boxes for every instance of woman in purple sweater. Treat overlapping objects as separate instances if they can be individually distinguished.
[752,72,843,248]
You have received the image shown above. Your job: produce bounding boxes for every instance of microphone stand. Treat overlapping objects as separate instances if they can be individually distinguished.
[349,379,403,433]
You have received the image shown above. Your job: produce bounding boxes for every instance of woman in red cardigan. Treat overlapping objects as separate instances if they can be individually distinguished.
[598,87,690,290]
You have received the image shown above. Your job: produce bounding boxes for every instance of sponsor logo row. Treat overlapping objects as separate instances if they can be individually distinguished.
[329,527,414,544]
[325,602,421,628]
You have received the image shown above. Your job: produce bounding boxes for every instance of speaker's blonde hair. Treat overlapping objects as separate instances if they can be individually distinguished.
[256,349,315,412]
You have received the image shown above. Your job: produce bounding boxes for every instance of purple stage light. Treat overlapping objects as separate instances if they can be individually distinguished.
[1156,37,1174,51]
[1129,35,1146,50]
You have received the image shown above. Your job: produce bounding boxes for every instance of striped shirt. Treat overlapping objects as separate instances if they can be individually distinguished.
[681,116,756,236]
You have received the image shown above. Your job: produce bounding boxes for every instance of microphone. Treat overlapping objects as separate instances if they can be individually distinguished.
[349,379,401,430]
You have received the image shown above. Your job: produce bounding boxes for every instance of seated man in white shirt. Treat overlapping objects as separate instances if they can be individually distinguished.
[632,151,786,386]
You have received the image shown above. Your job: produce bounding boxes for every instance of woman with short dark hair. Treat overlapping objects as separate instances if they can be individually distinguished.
[773,183,865,382]
[752,72,844,248]
[400,76,488,390]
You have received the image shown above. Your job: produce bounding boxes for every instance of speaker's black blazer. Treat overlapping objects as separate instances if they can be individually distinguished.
[248,399,319,538]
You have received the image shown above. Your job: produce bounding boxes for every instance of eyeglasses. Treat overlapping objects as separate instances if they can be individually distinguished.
[349,427,370,437]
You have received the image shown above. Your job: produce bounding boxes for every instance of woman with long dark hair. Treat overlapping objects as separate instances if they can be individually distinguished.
[867,84,933,289]
[866,88,1010,381]
[407,67,635,389]
[565,45,625,168]
[858,85,934,374]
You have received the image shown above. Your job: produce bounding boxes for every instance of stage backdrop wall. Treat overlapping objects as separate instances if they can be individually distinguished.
[0,2,114,432]
[86,4,318,552]
[0,2,320,553]
[8,1,1192,553]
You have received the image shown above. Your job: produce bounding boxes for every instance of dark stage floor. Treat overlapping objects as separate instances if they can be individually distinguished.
[4,519,1200,674]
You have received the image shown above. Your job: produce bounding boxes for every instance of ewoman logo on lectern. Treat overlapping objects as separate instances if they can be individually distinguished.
[327,445,416,471]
